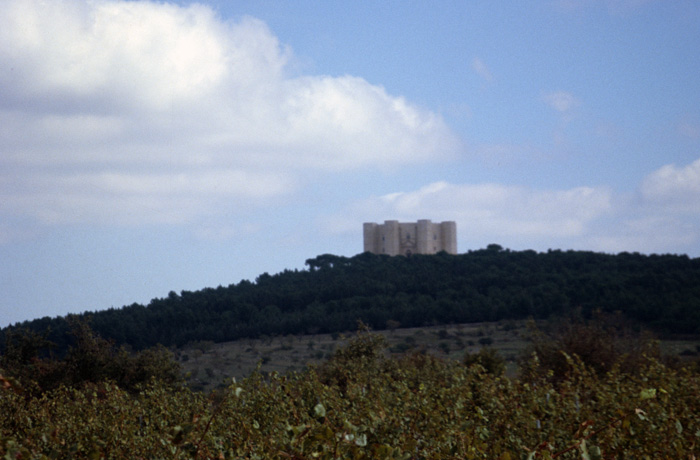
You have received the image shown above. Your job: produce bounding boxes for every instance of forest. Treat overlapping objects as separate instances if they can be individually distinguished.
[3,245,700,355]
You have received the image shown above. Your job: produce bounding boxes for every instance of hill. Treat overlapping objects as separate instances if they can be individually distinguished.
[3,246,700,354]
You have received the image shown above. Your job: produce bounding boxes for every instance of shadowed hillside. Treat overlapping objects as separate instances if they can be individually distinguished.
[3,246,700,355]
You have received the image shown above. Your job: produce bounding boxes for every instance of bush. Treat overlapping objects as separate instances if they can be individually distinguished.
[316,324,387,391]
[3,330,700,458]
[0,319,181,395]
[462,347,505,375]
[389,342,413,354]
[519,313,661,383]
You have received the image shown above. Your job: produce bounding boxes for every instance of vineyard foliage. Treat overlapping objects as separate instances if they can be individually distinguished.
[3,330,700,459]
[0,319,181,396]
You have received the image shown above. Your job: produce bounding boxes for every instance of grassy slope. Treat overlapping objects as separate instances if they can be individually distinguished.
[176,320,700,392]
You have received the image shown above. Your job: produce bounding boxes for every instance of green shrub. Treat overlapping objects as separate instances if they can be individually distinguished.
[519,314,661,383]
[3,330,700,458]
[462,347,506,375]
[0,319,181,395]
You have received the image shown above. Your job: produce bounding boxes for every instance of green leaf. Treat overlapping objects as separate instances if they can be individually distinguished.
[639,388,656,400]
[588,445,602,460]
[580,439,591,460]
[314,403,326,418]
[354,433,367,447]
[579,440,602,460]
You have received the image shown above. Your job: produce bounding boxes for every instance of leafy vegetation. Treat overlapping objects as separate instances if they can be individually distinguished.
[0,319,181,396]
[2,328,699,458]
[3,248,700,356]
[518,313,669,383]
[3,247,700,457]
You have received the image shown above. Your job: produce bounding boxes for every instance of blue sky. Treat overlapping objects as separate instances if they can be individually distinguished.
[1,0,699,327]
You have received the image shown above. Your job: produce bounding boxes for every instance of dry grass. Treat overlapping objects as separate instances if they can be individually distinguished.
[175,321,528,391]
[174,320,699,392]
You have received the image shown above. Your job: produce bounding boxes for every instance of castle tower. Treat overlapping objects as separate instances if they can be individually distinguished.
[363,222,378,253]
[363,220,457,256]
[417,219,431,254]
[440,221,457,254]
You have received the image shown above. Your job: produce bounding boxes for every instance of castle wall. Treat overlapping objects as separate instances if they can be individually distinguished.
[363,219,457,256]
[363,222,378,253]
[383,220,400,255]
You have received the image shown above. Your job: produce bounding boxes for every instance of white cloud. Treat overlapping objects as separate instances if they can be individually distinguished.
[587,215,698,255]
[582,158,700,254]
[326,156,700,255]
[1,169,295,226]
[279,75,458,170]
[640,158,700,212]
[543,90,579,113]
[192,221,261,242]
[326,181,613,244]
[0,1,236,111]
[0,0,461,232]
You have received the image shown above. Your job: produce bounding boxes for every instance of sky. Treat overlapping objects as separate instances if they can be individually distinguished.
[1,0,700,327]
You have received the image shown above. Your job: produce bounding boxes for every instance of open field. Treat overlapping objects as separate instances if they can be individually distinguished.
[176,320,700,391]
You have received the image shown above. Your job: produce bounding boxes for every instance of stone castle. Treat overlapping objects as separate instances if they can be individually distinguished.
[363,220,457,256]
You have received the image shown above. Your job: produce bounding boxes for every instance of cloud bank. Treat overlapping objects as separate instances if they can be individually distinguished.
[1,0,697,258]
[327,181,612,240]
[641,158,700,212]
[327,155,700,255]
[0,0,460,230]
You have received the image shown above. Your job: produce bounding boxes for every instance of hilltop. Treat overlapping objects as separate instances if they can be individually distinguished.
[3,246,700,355]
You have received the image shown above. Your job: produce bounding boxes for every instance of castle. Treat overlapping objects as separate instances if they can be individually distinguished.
[363,220,457,256]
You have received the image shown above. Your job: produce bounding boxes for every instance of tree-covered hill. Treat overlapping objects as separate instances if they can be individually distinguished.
[4,246,700,353]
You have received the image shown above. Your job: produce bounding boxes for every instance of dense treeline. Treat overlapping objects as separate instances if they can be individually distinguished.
[3,246,700,353]
[0,319,181,395]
